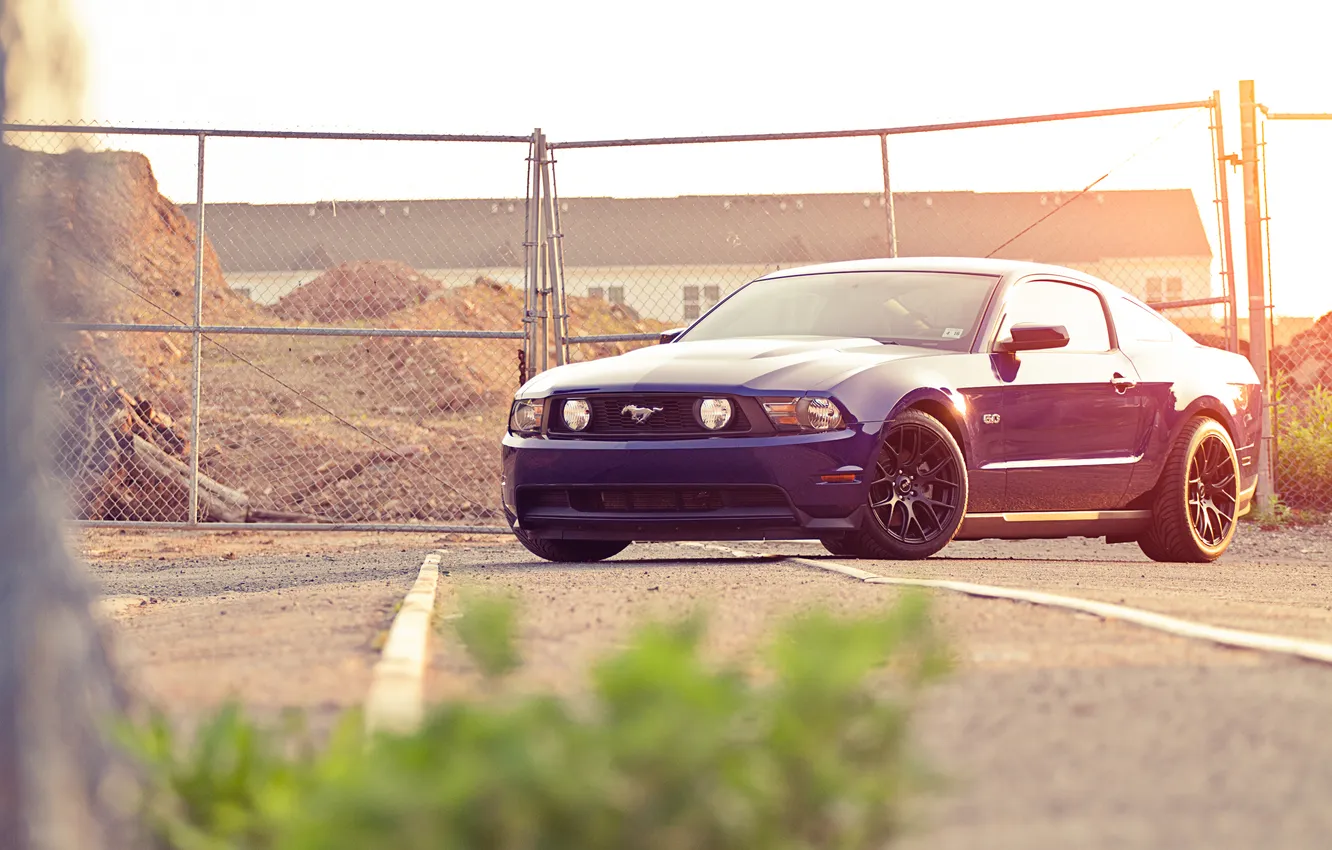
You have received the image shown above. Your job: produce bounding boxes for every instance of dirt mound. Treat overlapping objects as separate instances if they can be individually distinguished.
[15,148,255,327]
[1273,310,1332,388]
[342,278,671,412]
[272,260,441,322]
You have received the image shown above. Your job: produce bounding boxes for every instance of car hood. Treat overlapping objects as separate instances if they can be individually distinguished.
[518,337,944,396]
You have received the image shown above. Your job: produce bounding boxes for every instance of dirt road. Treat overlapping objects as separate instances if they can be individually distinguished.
[87,524,1332,848]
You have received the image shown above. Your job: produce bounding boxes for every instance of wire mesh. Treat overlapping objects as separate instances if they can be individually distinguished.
[197,332,517,525]
[1262,118,1332,513]
[3,128,203,327]
[549,107,1233,361]
[13,124,533,530]
[16,106,1259,530]
[193,136,532,326]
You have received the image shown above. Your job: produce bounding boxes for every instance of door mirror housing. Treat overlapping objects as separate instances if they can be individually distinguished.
[659,328,686,344]
[996,322,1071,353]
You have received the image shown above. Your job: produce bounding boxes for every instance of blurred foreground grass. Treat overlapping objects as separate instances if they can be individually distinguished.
[122,591,948,850]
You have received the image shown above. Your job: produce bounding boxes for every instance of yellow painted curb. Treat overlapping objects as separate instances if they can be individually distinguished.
[365,550,443,736]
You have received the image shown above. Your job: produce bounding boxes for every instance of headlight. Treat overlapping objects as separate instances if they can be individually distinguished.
[509,399,545,434]
[800,397,843,431]
[697,398,733,431]
[761,397,845,432]
[562,398,592,431]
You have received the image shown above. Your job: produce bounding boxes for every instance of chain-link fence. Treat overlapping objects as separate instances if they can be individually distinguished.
[547,99,1238,363]
[8,97,1248,531]
[1255,106,1332,513]
[8,124,533,531]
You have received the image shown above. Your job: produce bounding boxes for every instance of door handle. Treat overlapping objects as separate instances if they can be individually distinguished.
[1111,372,1137,393]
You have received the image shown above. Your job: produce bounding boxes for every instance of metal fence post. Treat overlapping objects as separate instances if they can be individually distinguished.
[1239,80,1274,511]
[1210,90,1239,353]
[523,130,542,375]
[188,132,206,525]
[879,134,898,258]
[521,132,535,378]
[539,140,566,366]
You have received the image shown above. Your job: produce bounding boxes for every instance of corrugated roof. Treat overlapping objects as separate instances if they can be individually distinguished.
[186,189,1211,273]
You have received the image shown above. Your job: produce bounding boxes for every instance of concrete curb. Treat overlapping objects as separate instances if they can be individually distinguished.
[694,543,1332,666]
[364,549,442,736]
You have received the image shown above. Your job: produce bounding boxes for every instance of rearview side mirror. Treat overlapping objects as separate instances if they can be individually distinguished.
[996,322,1071,353]
[659,328,686,344]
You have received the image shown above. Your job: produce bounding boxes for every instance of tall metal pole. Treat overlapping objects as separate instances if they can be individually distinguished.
[521,132,538,377]
[188,133,206,525]
[523,129,545,374]
[879,134,898,258]
[1211,90,1239,353]
[1239,80,1274,510]
[539,146,566,367]
[533,132,549,373]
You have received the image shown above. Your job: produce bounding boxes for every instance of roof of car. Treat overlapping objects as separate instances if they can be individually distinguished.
[756,257,1161,316]
[756,256,1096,280]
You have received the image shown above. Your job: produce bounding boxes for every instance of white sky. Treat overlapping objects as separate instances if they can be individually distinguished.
[54,0,1332,317]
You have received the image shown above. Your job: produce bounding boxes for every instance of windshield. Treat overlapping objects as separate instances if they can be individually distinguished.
[679,270,999,350]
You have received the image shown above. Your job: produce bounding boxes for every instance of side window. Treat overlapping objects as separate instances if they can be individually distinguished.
[1110,297,1177,344]
[997,280,1110,352]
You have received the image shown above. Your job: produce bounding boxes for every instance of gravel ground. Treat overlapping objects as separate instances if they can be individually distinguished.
[81,524,1332,847]
[750,523,1332,643]
[431,537,1332,850]
[87,550,420,725]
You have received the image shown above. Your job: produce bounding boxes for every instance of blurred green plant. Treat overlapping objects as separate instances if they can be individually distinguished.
[121,591,948,850]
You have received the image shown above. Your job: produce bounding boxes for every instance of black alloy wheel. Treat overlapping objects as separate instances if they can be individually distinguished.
[852,409,968,559]
[1138,417,1240,563]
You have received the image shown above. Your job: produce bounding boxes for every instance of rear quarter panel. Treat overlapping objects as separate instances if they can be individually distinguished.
[1121,340,1261,504]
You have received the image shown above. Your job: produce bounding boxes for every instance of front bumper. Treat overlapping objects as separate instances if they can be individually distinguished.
[501,425,882,541]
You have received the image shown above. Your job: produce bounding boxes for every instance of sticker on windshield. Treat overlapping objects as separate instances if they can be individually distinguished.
[942,327,965,339]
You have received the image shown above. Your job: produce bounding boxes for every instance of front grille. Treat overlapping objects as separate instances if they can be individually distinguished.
[549,394,751,437]
[519,486,790,515]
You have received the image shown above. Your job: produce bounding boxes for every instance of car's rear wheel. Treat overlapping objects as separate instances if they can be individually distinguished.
[512,528,629,563]
[1138,417,1239,563]
[849,409,968,560]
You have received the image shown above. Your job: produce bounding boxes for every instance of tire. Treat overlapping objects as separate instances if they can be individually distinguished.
[848,409,968,560]
[1134,530,1175,562]
[512,528,629,563]
[820,536,863,558]
[1138,417,1240,563]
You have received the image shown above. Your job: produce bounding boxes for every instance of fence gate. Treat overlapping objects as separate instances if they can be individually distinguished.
[7,123,535,533]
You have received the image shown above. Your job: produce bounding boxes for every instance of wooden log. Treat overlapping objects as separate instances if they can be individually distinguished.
[128,434,249,523]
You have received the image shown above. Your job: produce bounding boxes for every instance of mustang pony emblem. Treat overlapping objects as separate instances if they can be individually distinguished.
[621,404,664,424]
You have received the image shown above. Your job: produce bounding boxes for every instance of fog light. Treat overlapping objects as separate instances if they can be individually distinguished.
[698,398,733,431]
[563,398,592,431]
[799,398,844,432]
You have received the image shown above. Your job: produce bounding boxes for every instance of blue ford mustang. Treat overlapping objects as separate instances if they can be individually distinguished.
[502,258,1260,563]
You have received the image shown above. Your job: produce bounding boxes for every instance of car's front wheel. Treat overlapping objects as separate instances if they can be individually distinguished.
[512,528,629,563]
[847,408,969,560]
[1138,417,1240,563]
